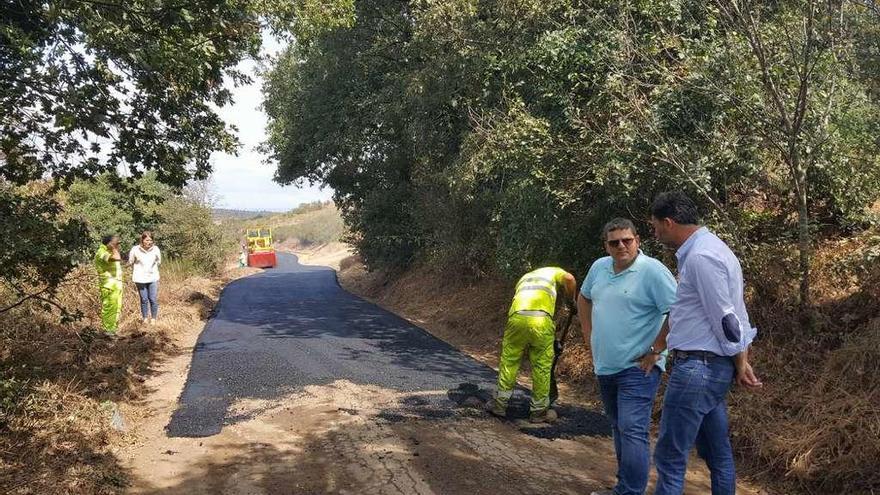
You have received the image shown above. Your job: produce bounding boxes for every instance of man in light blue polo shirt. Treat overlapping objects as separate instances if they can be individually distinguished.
[578,218,677,495]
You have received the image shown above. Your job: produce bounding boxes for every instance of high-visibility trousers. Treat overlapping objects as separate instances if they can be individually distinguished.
[100,281,123,333]
[494,312,555,413]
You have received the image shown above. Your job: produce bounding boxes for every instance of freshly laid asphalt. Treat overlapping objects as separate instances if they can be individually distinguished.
[166,253,609,439]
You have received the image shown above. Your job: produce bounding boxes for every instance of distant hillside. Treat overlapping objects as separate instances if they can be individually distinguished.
[212,208,277,220]
[221,201,344,247]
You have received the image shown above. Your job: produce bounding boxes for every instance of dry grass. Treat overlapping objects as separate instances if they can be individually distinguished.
[339,258,511,364]
[229,202,345,250]
[729,234,880,494]
[272,206,345,247]
[0,260,241,494]
[288,242,355,271]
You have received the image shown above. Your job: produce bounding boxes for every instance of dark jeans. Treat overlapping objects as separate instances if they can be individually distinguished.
[135,281,159,319]
[654,355,736,495]
[598,366,661,495]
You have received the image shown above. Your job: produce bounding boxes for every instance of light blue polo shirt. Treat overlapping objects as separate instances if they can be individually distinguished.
[581,251,677,376]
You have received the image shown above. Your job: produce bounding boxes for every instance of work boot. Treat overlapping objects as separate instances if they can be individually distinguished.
[528,408,558,424]
[486,400,507,418]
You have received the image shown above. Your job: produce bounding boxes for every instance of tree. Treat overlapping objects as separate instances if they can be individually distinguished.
[65,172,170,246]
[1,0,263,314]
[2,0,262,187]
[0,183,88,318]
[571,0,880,315]
[710,0,880,317]
[262,0,426,267]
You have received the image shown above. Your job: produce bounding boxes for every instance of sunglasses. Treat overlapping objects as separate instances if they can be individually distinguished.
[606,238,636,247]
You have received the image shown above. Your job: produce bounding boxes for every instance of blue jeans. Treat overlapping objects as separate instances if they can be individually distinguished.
[654,355,736,495]
[135,281,159,319]
[598,366,661,495]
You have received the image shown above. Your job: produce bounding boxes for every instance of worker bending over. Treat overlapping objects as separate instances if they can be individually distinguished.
[490,266,576,423]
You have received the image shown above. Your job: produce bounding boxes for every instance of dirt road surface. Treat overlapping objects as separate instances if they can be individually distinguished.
[121,253,764,494]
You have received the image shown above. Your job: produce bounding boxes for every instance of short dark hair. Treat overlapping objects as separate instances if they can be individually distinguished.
[101,234,115,245]
[651,191,700,225]
[601,218,638,241]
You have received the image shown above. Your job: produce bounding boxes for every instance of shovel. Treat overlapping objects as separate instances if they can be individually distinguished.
[549,304,577,407]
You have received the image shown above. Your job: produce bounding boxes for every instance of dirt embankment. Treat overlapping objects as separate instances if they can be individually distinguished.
[279,241,354,272]
[0,261,258,494]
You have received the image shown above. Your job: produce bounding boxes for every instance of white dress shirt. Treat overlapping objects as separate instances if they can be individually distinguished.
[668,227,757,356]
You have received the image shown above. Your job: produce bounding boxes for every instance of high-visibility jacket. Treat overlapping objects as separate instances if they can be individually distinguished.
[507,266,568,317]
[94,244,122,288]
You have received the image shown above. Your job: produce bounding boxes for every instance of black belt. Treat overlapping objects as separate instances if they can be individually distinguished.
[670,349,730,361]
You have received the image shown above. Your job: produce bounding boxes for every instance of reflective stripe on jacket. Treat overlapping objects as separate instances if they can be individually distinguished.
[507,267,567,317]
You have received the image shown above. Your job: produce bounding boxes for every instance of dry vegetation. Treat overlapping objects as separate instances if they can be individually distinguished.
[337,232,880,495]
[0,261,249,494]
[729,234,880,494]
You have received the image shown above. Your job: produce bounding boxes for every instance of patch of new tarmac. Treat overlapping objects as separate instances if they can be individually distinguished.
[166,253,608,439]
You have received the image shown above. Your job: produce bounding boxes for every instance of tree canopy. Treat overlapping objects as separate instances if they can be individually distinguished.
[1,0,264,313]
[262,0,880,294]
[2,0,264,186]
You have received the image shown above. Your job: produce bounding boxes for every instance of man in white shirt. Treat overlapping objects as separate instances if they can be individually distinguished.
[647,192,762,495]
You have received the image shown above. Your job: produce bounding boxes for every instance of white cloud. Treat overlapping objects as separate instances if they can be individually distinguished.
[210,33,332,212]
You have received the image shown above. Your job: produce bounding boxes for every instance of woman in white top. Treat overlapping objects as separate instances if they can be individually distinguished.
[129,231,162,323]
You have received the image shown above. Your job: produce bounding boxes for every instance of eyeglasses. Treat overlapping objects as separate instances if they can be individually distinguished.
[606,238,636,248]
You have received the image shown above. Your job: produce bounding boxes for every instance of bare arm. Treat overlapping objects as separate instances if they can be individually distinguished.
[651,317,670,353]
[562,272,577,305]
[577,293,592,347]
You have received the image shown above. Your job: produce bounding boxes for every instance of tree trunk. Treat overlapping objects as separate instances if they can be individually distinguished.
[794,158,813,325]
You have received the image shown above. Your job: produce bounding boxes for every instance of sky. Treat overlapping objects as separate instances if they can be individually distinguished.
[210,35,333,212]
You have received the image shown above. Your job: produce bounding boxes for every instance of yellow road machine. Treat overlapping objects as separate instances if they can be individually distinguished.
[245,227,277,268]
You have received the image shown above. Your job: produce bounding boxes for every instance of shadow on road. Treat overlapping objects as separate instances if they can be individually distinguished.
[134,413,616,495]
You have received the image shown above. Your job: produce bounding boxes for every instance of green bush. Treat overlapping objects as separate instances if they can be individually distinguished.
[160,258,206,282]
[153,197,225,275]
[288,201,328,216]
[0,377,26,419]
[65,173,224,276]
[65,173,169,247]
